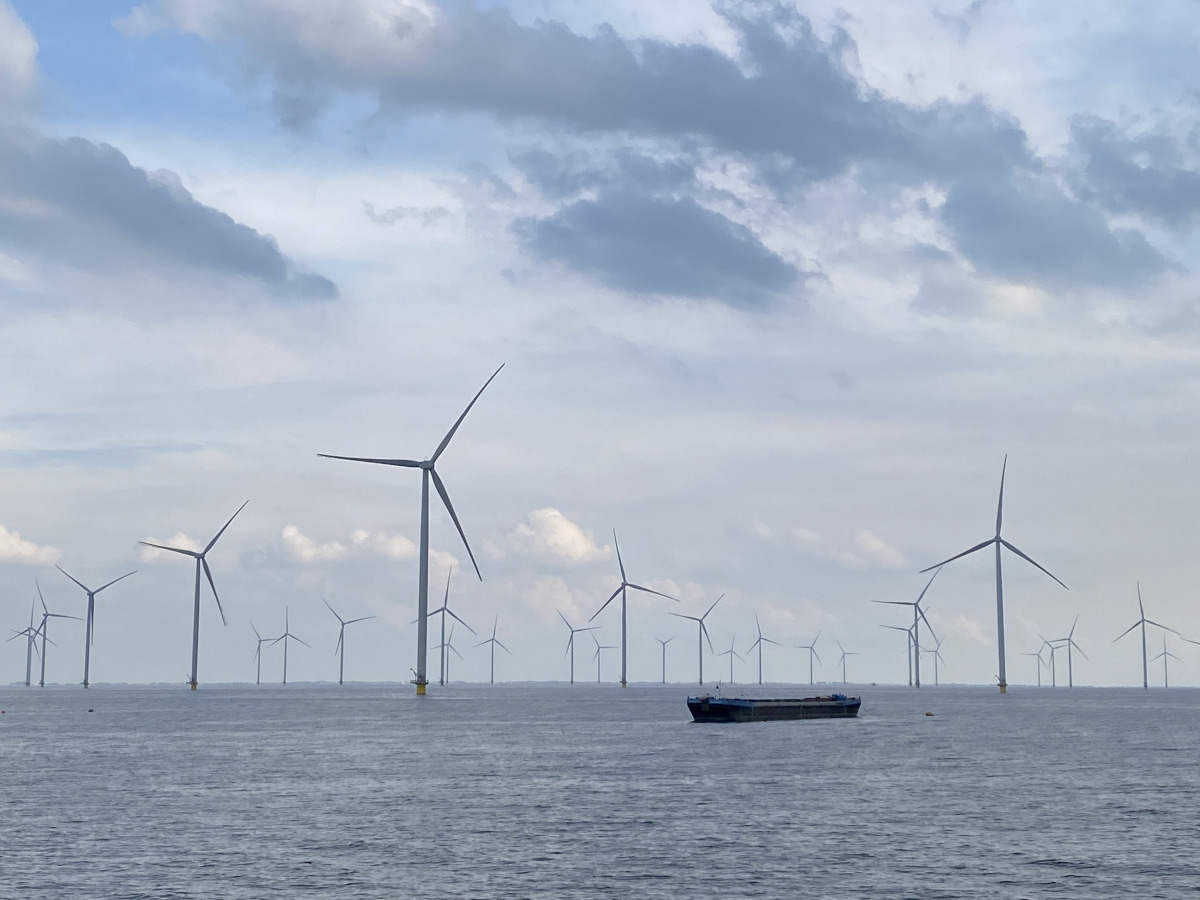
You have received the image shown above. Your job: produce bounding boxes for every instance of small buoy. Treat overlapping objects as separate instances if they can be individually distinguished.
[925,711,935,716]
[87,709,94,713]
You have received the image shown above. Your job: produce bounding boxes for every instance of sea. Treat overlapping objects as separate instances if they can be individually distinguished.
[1,683,1196,899]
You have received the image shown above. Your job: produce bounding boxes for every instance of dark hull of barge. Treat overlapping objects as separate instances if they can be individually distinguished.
[687,693,861,723]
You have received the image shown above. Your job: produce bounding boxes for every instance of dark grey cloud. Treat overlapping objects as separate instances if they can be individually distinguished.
[517,191,800,308]
[1070,116,1200,231]
[941,173,1175,289]
[0,130,335,299]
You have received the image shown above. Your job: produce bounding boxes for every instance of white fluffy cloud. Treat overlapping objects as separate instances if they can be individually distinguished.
[790,527,907,571]
[279,526,421,563]
[0,0,36,114]
[0,522,59,565]
[139,532,201,561]
[510,508,609,564]
[282,525,347,562]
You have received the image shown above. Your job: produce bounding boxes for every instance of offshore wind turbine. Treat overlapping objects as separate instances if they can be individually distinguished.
[669,593,722,684]
[55,564,136,688]
[425,570,475,686]
[589,529,677,688]
[921,456,1068,693]
[718,635,743,683]
[746,614,781,684]
[319,365,502,695]
[35,583,81,687]
[140,500,248,690]
[558,610,597,685]
[836,640,859,685]
[1050,615,1086,688]
[1022,648,1044,687]
[474,616,510,685]
[441,625,465,683]
[1114,582,1179,689]
[882,624,914,685]
[655,637,673,684]
[874,568,940,688]
[250,623,281,686]
[7,598,39,687]
[324,599,375,686]
[277,607,309,685]
[591,633,615,684]
[1150,635,1181,688]
[796,632,821,686]
[923,636,946,686]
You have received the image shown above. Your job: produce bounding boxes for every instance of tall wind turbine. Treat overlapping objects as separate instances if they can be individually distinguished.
[441,625,465,683]
[140,500,248,690]
[797,632,821,685]
[589,529,676,688]
[319,365,503,695]
[277,607,309,685]
[874,568,940,688]
[836,640,859,685]
[1149,635,1181,688]
[35,583,81,687]
[250,623,281,686]
[474,616,510,685]
[7,598,40,687]
[591,633,615,684]
[669,594,722,684]
[923,636,946,686]
[425,570,475,686]
[1114,582,1179,689]
[921,456,1067,693]
[1022,648,1045,687]
[558,610,597,685]
[718,635,742,683]
[882,624,914,685]
[324,599,375,686]
[56,565,136,688]
[1050,615,1086,688]
[746,614,781,684]
[655,637,673,684]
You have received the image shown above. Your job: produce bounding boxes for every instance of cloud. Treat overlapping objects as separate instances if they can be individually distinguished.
[0,132,336,299]
[510,508,609,564]
[349,528,418,561]
[281,525,347,562]
[790,526,905,570]
[0,522,59,565]
[517,191,800,307]
[0,0,36,117]
[853,530,908,569]
[948,614,990,646]
[139,532,201,561]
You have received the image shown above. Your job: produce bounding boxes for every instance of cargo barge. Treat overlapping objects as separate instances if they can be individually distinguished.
[687,692,861,722]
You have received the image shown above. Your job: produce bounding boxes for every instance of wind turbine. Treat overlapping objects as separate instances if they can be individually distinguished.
[1022,647,1045,687]
[836,640,859,685]
[797,632,821,686]
[324,599,375,686]
[558,610,597,685]
[474,616,510,685]
[55,564,136,688]
[1050,615,1086,688]
[35,582,81,687]
[319,364,503,695]
[1114,582,1179,689]
[441,625,465,683]
[591,633,615,684]
[250,623,281,686]
[873,568,940,687]
[1039,636,1060,687]
[425,569,475,686]
[140,500,248,690]
[655,637,673,684]
[922,636,946,686]
[921,456,1068,693]
[589,529,676,688]
[1149,635,1181,689]
[669,593,722,684]
[7,597,40,687]
[746,614,781,684]
[718,635,743,683]
[882,624,914,685]
[277,607,309,685]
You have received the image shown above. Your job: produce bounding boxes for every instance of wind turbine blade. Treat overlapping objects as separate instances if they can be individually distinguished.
[345,616,376,625]
[700,621,715,653]
[335,631,343,655]
[557,609,573,630]
[95,570,136,593]
[995,454,1007,536]
[1068,614,1079,639]
[445,607,477,635]
[811,648,821,664]
[496,640,511,654]
[37,580,46,614]
[205,500,249,554]
[626,583,677,602]
[1144,619,1180,635]
[431,364,505,462]
[612,529,626,583]
[139,541,198,558]
[323,598,344,623]
[589,586,624,622]
[317,454,423,467]
[293,635,311,648]
[448,644,463,660]
[201,558,228,626]
[916,566,941,604]
[47,613,83,621]
[917,607,938,642]
[702,593,725,620]
[764,637,782,646]
[1137,581,1144,618]
[668,613,699,622]
[430,469,481,581]
[55,565,89,592]
[1071,640,1088,660]
[999,539,1068,590]
[873,600,911,607]
[920,538,996,573]
[1113,621,1140,642]
[473,638,489,649]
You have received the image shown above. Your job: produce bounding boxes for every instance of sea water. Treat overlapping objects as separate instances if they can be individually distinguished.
[1,683,1196,899]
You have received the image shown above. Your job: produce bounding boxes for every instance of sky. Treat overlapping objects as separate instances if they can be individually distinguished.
[2,0,1200,689]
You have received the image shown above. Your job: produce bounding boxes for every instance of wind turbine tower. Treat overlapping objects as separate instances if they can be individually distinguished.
[140,500,248,690]
[718,635,743,683]
[797,632,821,686]
[836,640,859,685]
[655,636,673,684]
[34,582,81,687]
[882,624,913,685]
[324,599,375,686]
[7,598,40,687]
[474,616,510,685]
[319,365,502,695]
[1150,635,1181,688]
[669,593,722,684]
[589,529,676,688]
[56,565,136,688]
[558,610,597,685]
[746,614,781,684]
[425,570,475,686]
[874,568,939,687]
[591,633,615,684]
[1051,615,1086,688]
[277,607,309,685]
[1114,583,1179,689]
[921,456,1068,693]
[251,623,280,686]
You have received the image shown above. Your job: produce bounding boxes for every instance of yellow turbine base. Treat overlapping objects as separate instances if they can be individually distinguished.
[190,683,198,691]
[416,682,426,696]
[998,683,1007,694]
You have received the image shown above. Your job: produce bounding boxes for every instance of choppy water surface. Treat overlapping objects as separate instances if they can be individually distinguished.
[1,683,1196,899]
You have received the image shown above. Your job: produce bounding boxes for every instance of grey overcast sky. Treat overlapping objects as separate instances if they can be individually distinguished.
[2,0,1199,687]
